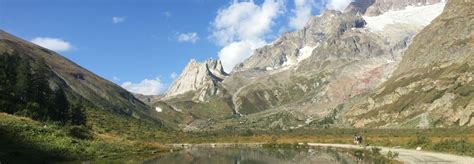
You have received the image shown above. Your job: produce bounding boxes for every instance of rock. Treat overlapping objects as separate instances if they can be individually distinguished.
[345,0,446,16]
[345,0,474,128]
[165,59,228,101]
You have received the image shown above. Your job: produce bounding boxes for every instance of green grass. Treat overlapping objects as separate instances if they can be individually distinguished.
[0,112,170,163]
[86,109,172,141]
[2,110,473,163]
[432,139,474,156]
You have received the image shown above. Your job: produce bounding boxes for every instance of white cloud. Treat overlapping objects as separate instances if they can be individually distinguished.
[170,72,178,79]
[121,77,165,95]
[112,16,126,24]
[288,0,353,29]
[325,0,353,11]
[210,0,354,73]
[211,0,285,72]
[177,32,199,43]
[289,0,315,29]
[31,37,73,52]
[218,40,266,73]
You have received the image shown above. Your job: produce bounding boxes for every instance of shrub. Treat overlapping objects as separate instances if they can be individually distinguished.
[67,125,93,140]
[370,147,382,156]
[433,139,474,156]
[352,149,365,160]
[406,136,431,148]
[242,129,254,136]
[386,151,399,161]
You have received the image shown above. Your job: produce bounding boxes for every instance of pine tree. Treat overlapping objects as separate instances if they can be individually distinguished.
[0,54,19,113]
[29,59,52,121]
[0,53,87,125]
[50,88,70,123]
[15,58,30,98]
[14,58,31,109]
[70,102,86,125]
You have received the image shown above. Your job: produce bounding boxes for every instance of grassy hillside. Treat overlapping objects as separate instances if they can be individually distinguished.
[0,30,163,125]
[0,112,170,163]
[0,30,172,162]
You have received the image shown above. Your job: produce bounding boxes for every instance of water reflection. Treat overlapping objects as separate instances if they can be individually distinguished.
[144,147,361,164]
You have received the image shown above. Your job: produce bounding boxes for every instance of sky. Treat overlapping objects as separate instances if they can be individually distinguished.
[0,0,353,95]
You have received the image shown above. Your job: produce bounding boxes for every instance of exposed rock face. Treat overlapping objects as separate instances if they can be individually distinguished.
[223,0,446,118]
[158,0,455,130]
[233,11,366,72]
[345,0,446,16]
[344,0,474,128]
[165,59,228,101]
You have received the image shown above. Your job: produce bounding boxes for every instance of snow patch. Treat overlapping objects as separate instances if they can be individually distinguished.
[363,3,445,31]
[281,45,318,68]
[266,66,276,71]
[297,45,318,63]
[282,57,296,68]
[155,107,163,112]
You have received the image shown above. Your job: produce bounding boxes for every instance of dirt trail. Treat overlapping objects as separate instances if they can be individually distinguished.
[308,143,474,164]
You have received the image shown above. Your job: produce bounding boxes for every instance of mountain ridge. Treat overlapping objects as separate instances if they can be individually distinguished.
[143,0,473,131]
[0,30,163,125]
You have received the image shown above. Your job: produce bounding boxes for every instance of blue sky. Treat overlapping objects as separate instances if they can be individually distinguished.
[0,0,350,95]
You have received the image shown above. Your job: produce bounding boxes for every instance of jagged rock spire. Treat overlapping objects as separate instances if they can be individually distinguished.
[165,59,227,101]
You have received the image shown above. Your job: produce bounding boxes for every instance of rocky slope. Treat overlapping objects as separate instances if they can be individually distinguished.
[343,0,474,128]
[147,59,234,130]
[212,2,445,128]
[345,0,445,16]
[0,30,163,124]
[158,0,458,131]
[164,59,228,102]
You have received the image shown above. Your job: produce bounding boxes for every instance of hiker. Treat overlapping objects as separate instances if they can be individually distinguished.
[354,134,359,145]
[357,135,363,145]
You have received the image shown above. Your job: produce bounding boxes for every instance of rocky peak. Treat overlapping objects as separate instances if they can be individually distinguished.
[233,11,366,72]
[205,59,228,80]
[345,0,446,16]
[165,59,227,101]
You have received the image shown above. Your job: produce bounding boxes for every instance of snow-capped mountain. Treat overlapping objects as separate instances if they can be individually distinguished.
[150,0,473,130]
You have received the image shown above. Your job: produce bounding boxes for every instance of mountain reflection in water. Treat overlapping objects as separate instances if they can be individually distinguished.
[144,147,362,164]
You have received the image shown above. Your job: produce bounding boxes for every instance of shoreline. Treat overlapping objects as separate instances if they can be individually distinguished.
[167,142,474,163]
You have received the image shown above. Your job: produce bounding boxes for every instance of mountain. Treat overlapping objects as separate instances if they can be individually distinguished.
[211,4,432,130]
[343,0,474,128]
[345,0,445,16]
[135,59,234,130]
[154,0,469,131]
[0,30,163,125]
[164,59,228,102]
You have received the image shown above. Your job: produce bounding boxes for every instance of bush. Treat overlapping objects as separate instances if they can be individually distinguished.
[67,125,93,140]
[433,139,474,156]
[386,151,399,161]
[242,129,254,136]
[370,147,382,156]
[406,136,431,148]
[352,149,365,160]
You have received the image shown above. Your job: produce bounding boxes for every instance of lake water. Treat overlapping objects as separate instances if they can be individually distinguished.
[142,147,364,164]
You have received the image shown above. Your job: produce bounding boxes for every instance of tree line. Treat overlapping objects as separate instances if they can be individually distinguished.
[0,52,86,125]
